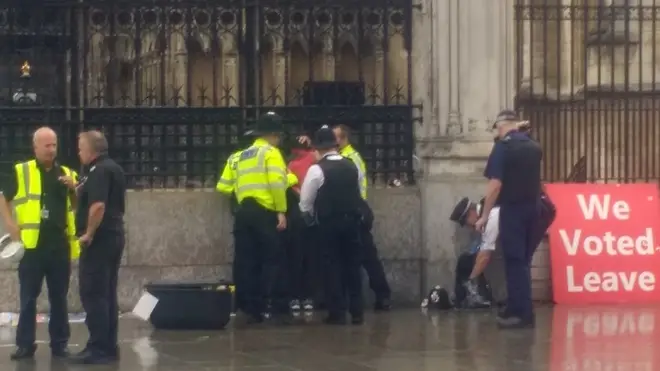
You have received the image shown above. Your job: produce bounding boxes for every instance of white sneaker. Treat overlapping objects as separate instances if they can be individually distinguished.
[303,299,314,311]
[290,300,301,311]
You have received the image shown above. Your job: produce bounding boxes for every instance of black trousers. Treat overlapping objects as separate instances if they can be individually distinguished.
[360,226,390,300]
[16,241,70,350]
[233,199,279,317]
[319,217,363,318]
[285,215,317,301]
[500,202,540,319]
[79,232,124,354]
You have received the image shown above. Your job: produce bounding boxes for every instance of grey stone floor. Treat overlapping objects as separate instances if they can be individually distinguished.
[0,306,656,371]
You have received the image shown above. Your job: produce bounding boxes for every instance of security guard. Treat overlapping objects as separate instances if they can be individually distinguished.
[299,126,364,325]
[333,124,391,310]
[477,110,542,329]
[0,127,79,360]
[72,130,126,364]
[230,112,289,323]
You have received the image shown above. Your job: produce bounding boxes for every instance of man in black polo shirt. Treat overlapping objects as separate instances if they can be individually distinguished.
[0,127,78,360]
[69,130,126,364]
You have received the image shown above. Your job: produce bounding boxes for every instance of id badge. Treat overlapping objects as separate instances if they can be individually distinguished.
[40,207,50,220]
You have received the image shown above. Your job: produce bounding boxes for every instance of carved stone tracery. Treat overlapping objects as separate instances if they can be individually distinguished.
[83,5,409,108]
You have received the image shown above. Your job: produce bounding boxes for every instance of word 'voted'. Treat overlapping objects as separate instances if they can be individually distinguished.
[545,183,660,304]
[559,229,654,256]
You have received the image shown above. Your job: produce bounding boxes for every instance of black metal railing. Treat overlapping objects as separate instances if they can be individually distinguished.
[515,3,660,184]
[0,0,418,188]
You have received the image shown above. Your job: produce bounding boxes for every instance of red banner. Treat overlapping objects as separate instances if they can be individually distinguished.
[545,183,660,304]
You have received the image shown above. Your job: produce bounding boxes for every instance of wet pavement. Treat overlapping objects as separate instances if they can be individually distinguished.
[0,306,657,371]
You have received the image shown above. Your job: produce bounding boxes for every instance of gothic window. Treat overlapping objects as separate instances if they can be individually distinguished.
[587,0,638,45]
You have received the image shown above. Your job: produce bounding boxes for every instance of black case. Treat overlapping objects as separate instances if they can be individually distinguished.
[145,280,233,330]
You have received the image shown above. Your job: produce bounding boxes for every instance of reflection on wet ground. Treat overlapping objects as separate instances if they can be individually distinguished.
[0,306,657,371]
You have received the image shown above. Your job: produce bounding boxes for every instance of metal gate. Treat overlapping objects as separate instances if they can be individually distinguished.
[515,2,660,184]
[0,0,416,188]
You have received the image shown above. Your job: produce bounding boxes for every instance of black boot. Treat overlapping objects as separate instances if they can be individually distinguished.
[10,345,36,361]
[374,297,391,312]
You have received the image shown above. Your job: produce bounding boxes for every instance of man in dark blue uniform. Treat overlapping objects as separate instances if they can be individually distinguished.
[476,110,542,329]
[299,126,364,325]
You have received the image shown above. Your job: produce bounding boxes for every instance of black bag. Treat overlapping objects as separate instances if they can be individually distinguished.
[540,192,557,230]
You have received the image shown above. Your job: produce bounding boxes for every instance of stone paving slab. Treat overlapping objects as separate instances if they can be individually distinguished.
[0,306,656,371]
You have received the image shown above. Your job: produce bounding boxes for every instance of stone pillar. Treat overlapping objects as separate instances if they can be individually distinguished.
[322,39,335,81]
[416,0,516,293]
[374,49,385,104]
[223,54,239,107]
[220,34,239,107]
[273,45,287,106]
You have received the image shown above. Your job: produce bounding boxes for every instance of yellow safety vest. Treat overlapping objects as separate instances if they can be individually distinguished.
[234,138,288,213]
[286,171,298,188]
[340,144,368,199]
[14,160,80,260]
[216,150,241,194]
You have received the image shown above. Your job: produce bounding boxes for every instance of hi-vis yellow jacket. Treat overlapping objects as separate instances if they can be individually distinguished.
[217,150,298,192]
[14,160,80,260]
[340,144,368,200]
[216,150,241,194]
[230,138,288,213]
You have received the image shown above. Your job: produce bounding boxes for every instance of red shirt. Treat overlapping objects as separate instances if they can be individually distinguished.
[287,149,316,192]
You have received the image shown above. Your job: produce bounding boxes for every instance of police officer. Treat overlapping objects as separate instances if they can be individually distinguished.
[332,124,391,310]
[299,126,364,325]
[476,110,542,329]
[0,127,79,360]
[515,121,557,251]
[231,112,289,323]
[216,130,257,313]
[217,130,256,214]
[71,130,126,364]
[449,197,495,308]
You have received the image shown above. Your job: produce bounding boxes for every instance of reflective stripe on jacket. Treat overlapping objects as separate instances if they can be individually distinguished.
[340,144,368,199]
[234,138,288,212]
[14,160,80,260]
[216,151,241,194]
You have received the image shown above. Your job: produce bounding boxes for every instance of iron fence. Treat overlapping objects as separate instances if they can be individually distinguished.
[0,0,417,188]
[515,2,660,184]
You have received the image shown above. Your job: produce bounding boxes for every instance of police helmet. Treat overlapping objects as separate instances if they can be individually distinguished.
[449,197,472,227]
[420,285,453,310]
[311,125,338,149]
[252,111,284,135]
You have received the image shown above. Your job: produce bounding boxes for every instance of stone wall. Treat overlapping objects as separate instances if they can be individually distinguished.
[0,188,422,312]
[0,185,551,312]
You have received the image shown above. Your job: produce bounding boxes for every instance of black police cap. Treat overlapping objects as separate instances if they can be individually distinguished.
[449,197,471,227]
[312,125,337,149]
